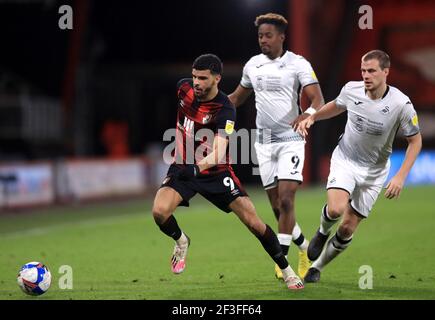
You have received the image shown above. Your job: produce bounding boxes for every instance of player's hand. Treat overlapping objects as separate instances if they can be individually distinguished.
[296,116,315,137]
[177,164,200,180]
[291,113,310,130]
[384,175,405,199]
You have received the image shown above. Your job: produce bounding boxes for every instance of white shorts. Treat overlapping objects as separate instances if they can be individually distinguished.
[326,147,390,217]
[254,140,305,190]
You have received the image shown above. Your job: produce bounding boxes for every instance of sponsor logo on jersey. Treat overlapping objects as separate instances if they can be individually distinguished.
[279,62,286,69]
[255,76,264,91]
[231,189,240,196]
[412,114,419,126]
[202,114,211,124]
[225,120,235,135]
[179,100,185,108]
[354,101,363,105]
[311,70,318,81]
[183,117,195,133]
[162,176,171,185]
[329,177,336,184]
[355,116,364,132]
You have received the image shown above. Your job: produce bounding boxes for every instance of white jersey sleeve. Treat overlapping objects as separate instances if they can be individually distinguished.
[335,83,350,109]
[296,57,319,88]
[240,62,253,89]
[399,101,420,136]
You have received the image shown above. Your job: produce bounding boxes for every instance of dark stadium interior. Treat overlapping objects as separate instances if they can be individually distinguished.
[1,0,434,188]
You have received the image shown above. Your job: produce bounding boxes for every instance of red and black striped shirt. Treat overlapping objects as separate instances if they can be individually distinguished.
[172,79,236,176]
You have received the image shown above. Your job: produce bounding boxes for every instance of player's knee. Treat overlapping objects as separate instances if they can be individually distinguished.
[327,204,346,219]
[152,203,172,224]
[279,198,294,214]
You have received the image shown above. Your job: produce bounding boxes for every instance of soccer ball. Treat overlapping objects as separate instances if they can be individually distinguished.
[17,262,52,296]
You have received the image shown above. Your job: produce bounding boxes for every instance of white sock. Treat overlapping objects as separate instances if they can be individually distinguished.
[281,266,297,279]
[277,233,292,256]
[277,233,292,246]
[312,232,352,271]
[298,239,309,251]
[319,204,339,235]
[176,232,188,246]
[292,223,302,239]
[292,223,309,251]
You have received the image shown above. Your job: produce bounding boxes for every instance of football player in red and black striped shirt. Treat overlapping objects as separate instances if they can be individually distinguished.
[152,54,304,290]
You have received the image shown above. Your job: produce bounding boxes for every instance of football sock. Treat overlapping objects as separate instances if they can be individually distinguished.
[292,223,309,251]
[256,224,288,269]
[282,266,298,279]
[312,231,353,271]
[176,232,189,247]
[319,204,339,235]
[157,215,182,241]
[277,233,292,256]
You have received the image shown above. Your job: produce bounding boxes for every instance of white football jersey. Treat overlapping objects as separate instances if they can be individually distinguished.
[240,51,318,143]
[335,81,420,166]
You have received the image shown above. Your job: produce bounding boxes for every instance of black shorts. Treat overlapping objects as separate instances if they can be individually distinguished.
[160,164,248,213]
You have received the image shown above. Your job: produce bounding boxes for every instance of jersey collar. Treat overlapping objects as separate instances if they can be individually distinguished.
[364,85,390,100]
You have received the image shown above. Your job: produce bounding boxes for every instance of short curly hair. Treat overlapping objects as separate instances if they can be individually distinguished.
[192,54,223,75]
[254,13,288,34]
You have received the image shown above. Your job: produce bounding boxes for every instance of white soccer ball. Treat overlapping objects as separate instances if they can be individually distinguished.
[17,262,52,296]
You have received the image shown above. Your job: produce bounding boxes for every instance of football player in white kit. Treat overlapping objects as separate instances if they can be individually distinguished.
[296,50,422,283]
[229,13,325,280]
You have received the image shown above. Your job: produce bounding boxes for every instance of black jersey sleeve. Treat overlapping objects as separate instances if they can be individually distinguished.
[215,101,236,137]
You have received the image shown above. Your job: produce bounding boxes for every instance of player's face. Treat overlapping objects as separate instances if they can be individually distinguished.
[361,59,389,91]
[192,69,220,99]
[258,24,284,57]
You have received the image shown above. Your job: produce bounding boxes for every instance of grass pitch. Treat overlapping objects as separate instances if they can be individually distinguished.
[0,186,434,300]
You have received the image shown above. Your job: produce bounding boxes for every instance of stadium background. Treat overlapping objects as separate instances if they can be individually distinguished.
[1,0,435,301]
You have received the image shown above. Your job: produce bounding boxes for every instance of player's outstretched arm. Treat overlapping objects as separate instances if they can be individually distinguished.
[295,100,345,136]
[197,135,229,172]
[384,133,422,199]
[228,85,253,108]
[291,83,325,128]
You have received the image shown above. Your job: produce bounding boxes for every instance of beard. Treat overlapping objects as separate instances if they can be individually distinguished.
[194,86,210,99]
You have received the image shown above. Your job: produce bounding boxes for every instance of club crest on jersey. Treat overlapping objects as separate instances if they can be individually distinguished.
[380,106,390,115]
[202,114,211,124]
[225,120,235,135]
